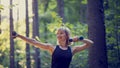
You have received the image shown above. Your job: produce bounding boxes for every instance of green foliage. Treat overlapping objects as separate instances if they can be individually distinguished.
[104,0,120,68]
[70,50,88,68]
[64,0,87,23]
[9,4,18,9]
[81,0,87,4]
[39,0,57,13]
[0,22,10,68]
[0,4,4,10]
[47,13,63,33]
[0,19,29,67]
[41,51,51,68]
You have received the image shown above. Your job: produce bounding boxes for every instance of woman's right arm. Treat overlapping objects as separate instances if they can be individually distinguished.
[13,33,54,54]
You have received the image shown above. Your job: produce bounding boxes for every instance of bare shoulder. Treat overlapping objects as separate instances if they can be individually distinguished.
[43,43,55,54]
[33,41,55,55]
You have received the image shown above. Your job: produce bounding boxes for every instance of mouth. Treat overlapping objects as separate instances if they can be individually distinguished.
[58,37,62,40]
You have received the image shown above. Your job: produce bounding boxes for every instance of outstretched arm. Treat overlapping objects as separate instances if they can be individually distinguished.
[72,37,94,55]
[12,31,54,54]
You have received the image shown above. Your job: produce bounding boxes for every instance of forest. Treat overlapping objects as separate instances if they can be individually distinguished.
[0,0,120,68]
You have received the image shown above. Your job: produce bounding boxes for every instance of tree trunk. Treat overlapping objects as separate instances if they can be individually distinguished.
[32,0,41,68]
[15,0,19,31]
[57,0,65,22]
[0,0,1,34]
[15,0,20,68]
[9,0,15,68]
[79,2,86,23]
[87,0,108,68]
[25,0,31,68]
[44,0,49,42]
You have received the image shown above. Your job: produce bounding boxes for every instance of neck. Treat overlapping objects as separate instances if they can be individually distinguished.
[59,41,67,47]
[59,45,68,50]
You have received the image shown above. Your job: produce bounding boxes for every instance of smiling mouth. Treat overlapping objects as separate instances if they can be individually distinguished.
[58,38,62,40]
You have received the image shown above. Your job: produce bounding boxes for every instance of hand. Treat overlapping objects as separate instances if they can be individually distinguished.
[12,31,18,38]
[72,36,79,42]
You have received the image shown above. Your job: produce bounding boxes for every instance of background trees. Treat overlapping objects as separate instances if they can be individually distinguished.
[0,0,119,68]
[87,0,108,68]
[105,0,120,68]
[32,0,41,68]
[25,0,31,68]
[9,0,15,68]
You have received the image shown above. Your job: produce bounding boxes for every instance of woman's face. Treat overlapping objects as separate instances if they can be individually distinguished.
[56,29,67,42]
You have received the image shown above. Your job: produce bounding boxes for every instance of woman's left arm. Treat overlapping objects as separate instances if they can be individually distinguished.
[72,38,94,55]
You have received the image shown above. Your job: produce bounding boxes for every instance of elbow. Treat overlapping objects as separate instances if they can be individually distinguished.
[89,41,94,46]
[91,41,94,45]
[86,40,94,47]
[28,39,37,45]
[87,39,94,45]
[83,39,94,47]
[31,39,36,42]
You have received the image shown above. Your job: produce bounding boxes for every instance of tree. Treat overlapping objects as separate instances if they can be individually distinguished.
[0,0,1,34]
[9,0,15,68]
[25,0,31,68]
[79,0,87,23]
[57,0,65,22]
[32,0,41,68]
[87,0,108,68]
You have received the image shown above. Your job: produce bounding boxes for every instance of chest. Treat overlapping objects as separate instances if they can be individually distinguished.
[52,46,72,61]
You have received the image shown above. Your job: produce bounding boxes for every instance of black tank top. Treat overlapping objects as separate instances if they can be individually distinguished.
[51,45,72,68]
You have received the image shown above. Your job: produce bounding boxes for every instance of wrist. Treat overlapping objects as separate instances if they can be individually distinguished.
[78,36,84,41]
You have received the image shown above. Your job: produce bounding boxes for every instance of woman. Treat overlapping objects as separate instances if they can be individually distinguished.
[12,27,93,68]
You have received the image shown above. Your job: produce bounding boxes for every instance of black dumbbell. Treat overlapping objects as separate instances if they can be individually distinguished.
[69,36,84,42]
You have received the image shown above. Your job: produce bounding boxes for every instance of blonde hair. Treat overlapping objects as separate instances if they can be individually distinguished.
[56,27,71,46]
